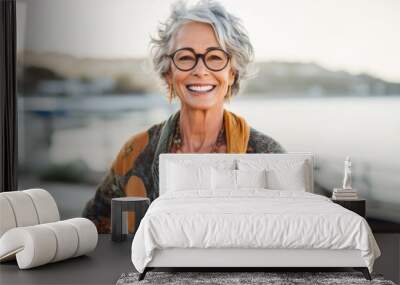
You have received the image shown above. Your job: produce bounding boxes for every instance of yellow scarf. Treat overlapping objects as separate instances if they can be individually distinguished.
[223,109,250,153]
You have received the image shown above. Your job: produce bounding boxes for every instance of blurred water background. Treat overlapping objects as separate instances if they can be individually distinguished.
[18,94,400,222]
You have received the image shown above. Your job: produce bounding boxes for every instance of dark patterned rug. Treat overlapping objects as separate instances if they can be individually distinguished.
[116,271,396,285]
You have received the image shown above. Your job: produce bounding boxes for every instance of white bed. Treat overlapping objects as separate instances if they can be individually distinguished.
[131,153,380,280]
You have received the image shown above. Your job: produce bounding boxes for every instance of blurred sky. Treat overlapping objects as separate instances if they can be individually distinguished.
[17,0,400,82]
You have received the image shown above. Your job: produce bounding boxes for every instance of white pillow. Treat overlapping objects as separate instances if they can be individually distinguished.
[167,162,212,191]
[266,165,306,191]
[238,159,307,191]
[236,169,268,189]
[212,168,237,190]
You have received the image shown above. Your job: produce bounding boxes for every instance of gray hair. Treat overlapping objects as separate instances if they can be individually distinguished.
[150,0,254,96]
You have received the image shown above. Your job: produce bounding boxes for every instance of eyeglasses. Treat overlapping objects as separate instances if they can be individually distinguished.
[168,47,230,72]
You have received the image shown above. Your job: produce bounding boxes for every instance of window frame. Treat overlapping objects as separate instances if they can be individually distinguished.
[0,0,18,192]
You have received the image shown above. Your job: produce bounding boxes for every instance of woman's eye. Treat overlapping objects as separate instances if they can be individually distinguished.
[208,55,223,61]
[178,56,195,61]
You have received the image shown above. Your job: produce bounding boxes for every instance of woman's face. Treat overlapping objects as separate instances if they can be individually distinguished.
[166,22,235,111]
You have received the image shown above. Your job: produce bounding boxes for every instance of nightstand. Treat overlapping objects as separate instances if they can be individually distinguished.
[331,198,366,218]
[111,197,150,242]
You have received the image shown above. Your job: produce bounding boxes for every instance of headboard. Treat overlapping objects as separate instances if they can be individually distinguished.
[159,153,314,195]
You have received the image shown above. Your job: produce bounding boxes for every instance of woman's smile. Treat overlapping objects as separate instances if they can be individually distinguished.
[186,84,217,95]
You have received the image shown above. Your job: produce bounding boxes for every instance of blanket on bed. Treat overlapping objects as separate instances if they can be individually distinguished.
[131,190,380,273]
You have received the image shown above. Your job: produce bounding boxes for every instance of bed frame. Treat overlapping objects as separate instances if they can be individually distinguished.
[139,153,371,281]
[140,248,370,280]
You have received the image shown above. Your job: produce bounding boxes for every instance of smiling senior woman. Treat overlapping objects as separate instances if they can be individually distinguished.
[83,0,285,233]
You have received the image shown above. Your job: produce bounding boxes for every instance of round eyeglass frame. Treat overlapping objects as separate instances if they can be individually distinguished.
[168,47,231,72]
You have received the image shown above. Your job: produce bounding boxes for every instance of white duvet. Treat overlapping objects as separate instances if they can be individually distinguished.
[131,190,380,273]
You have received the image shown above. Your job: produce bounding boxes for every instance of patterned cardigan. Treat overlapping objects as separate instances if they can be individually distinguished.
[82,110,285,233]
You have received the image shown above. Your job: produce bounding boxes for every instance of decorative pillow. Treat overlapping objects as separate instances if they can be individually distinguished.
[167,162,212,191]
[236,169,268,189]
[238,159,307,191]
[212,168,237,190]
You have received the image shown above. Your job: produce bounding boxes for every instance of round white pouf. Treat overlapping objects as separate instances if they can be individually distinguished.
[42,221,79,262]
[65,218,98,257]
[1,191,39,227]
[0,196,17,237]
[0,218,98,269]
[23,189,60,224]
[0,226,57,269]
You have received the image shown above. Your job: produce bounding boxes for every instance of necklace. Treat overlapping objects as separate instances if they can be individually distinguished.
[171,119,226,153]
